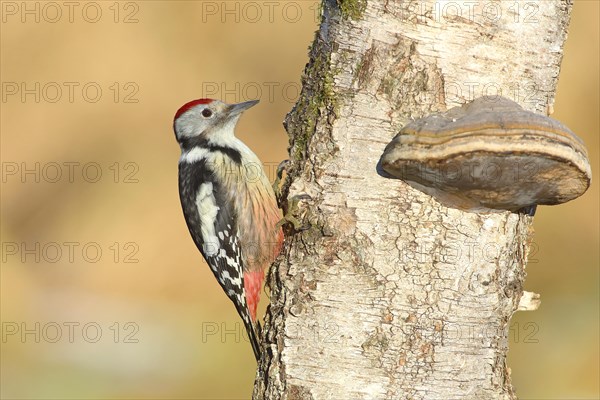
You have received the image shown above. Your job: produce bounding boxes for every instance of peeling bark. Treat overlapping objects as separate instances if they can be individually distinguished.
[255,1,572,399]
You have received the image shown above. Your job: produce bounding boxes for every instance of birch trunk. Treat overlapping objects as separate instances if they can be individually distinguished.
[255,0,572,398]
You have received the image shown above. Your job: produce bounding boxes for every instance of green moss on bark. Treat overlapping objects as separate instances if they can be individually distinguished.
[286,38,338,161]
[336,0,367,20]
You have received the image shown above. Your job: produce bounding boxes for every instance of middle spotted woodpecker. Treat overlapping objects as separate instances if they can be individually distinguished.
[173,98,283,361]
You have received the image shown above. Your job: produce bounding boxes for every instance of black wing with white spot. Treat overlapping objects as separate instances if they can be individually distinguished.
[178,159,261,360]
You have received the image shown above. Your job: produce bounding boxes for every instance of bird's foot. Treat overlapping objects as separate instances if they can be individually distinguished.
[272,159,290,202]
[276,193,312,231]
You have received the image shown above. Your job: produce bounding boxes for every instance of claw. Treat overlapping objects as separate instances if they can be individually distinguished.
[272,159,290,200]
[276,160,290,180]
[276,193,312,231]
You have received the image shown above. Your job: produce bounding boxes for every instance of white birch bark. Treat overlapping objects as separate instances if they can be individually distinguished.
[255,1,572,399]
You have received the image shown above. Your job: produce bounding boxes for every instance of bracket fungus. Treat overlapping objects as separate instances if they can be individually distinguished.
[380,96,592,212]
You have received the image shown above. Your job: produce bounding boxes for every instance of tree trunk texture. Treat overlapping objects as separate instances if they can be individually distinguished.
[255,1,572,399]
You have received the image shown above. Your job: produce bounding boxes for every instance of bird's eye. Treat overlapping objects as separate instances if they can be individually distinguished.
[202,109,213,118]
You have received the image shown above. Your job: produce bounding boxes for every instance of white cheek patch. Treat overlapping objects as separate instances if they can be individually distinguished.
[175,114,200,138]
[195,182,220,257]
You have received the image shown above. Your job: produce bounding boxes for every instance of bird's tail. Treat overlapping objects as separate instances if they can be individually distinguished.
[238,305,262,361]
[247,318,262,361]
[242,270,264,361]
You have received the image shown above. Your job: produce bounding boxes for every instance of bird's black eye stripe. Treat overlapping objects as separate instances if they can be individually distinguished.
[202,108,213,118]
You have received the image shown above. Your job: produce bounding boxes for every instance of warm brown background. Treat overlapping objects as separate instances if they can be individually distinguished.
[1,1,597,399]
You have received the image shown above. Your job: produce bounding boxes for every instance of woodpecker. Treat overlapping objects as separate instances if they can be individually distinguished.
[173,98,283,361]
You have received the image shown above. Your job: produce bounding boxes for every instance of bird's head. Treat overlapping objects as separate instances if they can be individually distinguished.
[173,98,259,149]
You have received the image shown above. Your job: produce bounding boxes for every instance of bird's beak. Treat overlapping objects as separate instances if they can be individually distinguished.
[227,100,259,116]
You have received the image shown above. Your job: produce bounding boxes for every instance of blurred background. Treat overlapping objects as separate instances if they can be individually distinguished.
[0,1,597,399]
